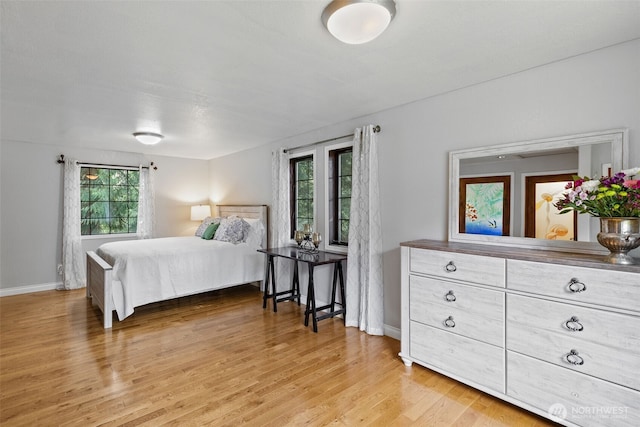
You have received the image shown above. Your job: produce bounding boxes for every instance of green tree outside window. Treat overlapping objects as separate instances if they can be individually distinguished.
[80,167,139,235]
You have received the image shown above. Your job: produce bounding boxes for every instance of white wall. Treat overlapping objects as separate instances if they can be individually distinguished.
[209,143,273,206]
[208,40,640,333]
[0,140,209,293]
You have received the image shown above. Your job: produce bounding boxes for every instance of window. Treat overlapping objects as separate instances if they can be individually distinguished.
[80,167,139,235]
[290,155,314,237]
[328,147,353,245]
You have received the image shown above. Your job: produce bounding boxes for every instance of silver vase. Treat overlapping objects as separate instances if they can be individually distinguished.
[597,217,640,265]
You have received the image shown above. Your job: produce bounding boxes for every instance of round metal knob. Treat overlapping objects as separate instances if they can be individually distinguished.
[564,316,584,332]
[567,278,587,293]
[443,316,456,328]
[444,290,456,302]
[444,261,457,273]
[564,349,584,365]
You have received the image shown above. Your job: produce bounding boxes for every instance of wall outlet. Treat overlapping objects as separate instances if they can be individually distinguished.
[57,264,63,276]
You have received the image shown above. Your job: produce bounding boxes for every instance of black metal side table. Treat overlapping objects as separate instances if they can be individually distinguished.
[257,247,347,332]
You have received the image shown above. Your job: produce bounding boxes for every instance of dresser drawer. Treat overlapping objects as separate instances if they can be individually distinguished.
[507,259,640,312]
[410,248,505,288]
[508,351,640,427]
[410,321,504,392]
[410,276,504,346]
[507,294,640,390]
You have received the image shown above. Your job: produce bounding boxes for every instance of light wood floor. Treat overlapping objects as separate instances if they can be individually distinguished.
[0,285,556,426]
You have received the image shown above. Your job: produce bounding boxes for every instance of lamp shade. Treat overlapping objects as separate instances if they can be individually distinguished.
[322,0,396,45]
[133,131,164,145]
[190,205,211,221]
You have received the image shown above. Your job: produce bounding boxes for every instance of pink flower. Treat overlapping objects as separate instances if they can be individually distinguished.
[623,179,640,189]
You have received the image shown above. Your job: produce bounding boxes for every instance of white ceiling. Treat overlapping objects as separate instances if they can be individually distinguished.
[2,1,639,160]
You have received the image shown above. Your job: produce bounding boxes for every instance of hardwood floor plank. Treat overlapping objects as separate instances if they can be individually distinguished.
[0,286,556,426]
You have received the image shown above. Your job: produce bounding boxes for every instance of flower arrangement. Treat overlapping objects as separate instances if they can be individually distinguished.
[554,167,640,217]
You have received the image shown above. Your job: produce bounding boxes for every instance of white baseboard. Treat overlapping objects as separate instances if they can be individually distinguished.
[302,293,401,340]
[384,324,400,340]
[0,281,61,297]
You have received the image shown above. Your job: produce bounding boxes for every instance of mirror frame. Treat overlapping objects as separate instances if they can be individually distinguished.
[449,129,629,254]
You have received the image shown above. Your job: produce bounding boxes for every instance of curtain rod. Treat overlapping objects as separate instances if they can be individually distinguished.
[284,124,381,153]
[56,154,157,170]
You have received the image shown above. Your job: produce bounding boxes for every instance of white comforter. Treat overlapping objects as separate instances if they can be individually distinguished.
[97,237,264,321]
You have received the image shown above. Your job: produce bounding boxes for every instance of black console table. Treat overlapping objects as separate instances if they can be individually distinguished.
[257,247,347,332]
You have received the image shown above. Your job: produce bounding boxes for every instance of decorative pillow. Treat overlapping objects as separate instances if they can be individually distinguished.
[202,222,220,240]
[244,219,265,248]
[214,216,251,244]
[195,216,220,237]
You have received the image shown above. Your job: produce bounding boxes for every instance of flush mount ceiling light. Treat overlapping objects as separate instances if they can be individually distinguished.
[322,0,396,45]
[133,131,164,145]
[84,168,99,180]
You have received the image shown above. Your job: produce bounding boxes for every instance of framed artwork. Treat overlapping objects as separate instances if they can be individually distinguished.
[459,175,511,236]
[524,173,577,241]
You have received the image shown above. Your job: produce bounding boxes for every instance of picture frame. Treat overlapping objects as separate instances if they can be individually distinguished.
[459,175,511,236]
[524,173,577,241]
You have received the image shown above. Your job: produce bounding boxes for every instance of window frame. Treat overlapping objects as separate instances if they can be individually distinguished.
[80,165,140,238]
[289,151,316,240]
[324,141,353,254]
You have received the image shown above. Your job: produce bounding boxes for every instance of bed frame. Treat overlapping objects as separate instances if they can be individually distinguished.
[86,204,268,329]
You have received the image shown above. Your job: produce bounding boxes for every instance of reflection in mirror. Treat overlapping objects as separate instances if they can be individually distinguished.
[449,129,628,253]
[523,172,577,241]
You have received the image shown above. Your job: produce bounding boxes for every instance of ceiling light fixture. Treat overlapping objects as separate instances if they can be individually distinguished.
[133,131,164,145]
[322,0,396,45]
[84,168,99,180]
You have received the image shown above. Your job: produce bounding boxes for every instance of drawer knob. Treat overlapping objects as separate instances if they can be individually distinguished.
[564,349,585,366]
[564,316,584,332]
[444,290,457,302]
[567,278,587,293]
[444,261,457,273]
[443,316,456,328]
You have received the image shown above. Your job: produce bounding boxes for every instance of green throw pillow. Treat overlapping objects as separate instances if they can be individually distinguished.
[202,222,220,240]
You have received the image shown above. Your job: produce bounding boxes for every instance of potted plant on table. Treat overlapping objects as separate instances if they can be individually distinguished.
[554,167,640,265]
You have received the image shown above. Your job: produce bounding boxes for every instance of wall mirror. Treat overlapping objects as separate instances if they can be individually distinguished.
[449,129,628,253]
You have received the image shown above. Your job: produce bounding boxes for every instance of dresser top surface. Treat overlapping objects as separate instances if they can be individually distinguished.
[401,239,640,273]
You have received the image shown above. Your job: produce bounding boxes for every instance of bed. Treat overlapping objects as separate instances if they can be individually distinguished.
[86,205,268,328]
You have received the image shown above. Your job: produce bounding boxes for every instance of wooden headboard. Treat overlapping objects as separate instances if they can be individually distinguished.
[216,205,269,247]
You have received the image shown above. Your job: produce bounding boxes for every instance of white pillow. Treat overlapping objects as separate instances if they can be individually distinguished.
[244,219,265,248]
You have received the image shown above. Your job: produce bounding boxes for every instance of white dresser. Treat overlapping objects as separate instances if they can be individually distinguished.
[400,240,640,427]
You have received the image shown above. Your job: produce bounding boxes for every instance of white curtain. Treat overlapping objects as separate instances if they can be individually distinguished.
[271,147,291,248]
[61,158,86,290]
[137,165,155,239]
[270,148,291,288]
[346,125,384,335]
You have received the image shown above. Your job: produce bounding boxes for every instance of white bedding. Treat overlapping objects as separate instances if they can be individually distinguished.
[97,236,264,321]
